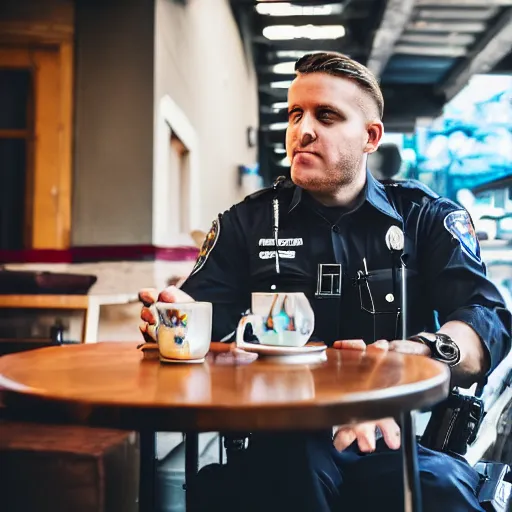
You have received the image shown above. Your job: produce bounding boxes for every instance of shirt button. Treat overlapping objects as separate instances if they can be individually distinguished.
[332,225,340,233]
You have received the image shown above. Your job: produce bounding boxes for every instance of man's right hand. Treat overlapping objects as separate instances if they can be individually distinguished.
[138,286,195,342]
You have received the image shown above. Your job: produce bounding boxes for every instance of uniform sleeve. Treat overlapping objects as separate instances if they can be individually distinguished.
[419,197,511,376]
[180,206,250,341]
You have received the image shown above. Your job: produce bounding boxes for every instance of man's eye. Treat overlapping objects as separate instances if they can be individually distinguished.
[289,112,302,122]
[318,111,334,121]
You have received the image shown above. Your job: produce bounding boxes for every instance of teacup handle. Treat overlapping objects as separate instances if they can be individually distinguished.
[236,314,260,348]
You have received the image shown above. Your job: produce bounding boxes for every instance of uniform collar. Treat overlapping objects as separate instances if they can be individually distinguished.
[287,169,402,222]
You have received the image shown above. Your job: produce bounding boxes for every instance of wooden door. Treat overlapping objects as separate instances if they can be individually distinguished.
[0,45,72,250]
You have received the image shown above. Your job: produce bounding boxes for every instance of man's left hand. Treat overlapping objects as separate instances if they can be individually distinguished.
[333,417,401,453]
[333,338,431,357]
[330,338,430,453]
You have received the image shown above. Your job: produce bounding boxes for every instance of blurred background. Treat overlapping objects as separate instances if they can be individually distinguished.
[0,1,511,510]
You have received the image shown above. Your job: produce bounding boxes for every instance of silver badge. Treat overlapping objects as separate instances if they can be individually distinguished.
[385,225,404,251]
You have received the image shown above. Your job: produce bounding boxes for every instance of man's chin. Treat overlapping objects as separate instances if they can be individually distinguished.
[291,168,327,191]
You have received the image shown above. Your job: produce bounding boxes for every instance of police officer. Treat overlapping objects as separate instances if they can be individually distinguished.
[139,52,511,511]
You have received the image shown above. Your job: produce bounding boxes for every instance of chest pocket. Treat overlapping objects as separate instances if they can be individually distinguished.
[357,267,420,340]
[358,268,401,314]
[356,268,401,340]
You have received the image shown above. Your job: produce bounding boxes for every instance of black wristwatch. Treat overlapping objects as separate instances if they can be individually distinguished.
[408,332,461,367]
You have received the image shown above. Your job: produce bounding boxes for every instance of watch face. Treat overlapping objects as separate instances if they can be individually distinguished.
[435,335,460,365]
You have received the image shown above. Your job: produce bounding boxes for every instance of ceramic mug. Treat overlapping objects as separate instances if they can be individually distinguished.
[154,301,212,363]
[236,292,314,348]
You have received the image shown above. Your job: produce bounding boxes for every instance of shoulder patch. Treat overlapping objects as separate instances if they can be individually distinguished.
[443,210,480,260]
[190,216,221,276]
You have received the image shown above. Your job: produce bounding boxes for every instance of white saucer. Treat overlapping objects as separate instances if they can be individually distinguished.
[238,343,327,363]
[159,356,205,364]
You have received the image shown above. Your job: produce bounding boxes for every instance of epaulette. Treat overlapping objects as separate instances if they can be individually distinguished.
[244,175,294,202]
[381,178,439,205]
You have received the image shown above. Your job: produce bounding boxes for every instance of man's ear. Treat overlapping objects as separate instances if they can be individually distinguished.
[364,120,384,154]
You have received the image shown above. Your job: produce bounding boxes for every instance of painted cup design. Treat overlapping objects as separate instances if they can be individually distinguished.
[155,302,212,362]
[236,293,315,348]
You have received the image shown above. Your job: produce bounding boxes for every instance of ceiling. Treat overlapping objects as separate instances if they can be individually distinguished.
[229,0,512,184]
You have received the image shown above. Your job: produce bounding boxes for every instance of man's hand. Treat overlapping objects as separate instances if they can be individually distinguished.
[138,286,194,342]
[333,417,401,452]
[330,338,430,452]
[333,338,431,357]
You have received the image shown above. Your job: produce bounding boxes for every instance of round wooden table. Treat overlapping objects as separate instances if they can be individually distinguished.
[0,342,450,512]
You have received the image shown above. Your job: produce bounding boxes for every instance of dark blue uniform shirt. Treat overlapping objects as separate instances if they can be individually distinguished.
[182,172,511,375]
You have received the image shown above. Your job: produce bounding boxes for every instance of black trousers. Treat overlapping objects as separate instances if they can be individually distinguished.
[188,431,484,512]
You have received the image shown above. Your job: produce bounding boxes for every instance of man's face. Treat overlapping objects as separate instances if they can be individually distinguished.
[285,72,380,194]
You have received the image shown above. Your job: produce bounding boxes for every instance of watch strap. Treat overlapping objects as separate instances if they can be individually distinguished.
[409,333,461,367]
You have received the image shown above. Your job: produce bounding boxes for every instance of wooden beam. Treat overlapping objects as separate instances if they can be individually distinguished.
[31,48,61,249]
[367,0,417,78]
[0,129,30,139]
[439,7,512,101]
[57,40,73,248]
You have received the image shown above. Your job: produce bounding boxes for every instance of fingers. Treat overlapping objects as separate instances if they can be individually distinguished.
[377,417,401,450]
[333,421,377,453]
[353,422,377,452]
[158,286,195,304]
[333,339,366,350]
[141,306,157,324]
[333,426,357,452]
[139,286,195,341]
[332,339,390,351]
[139,286,194,307]
[368,339,389,352]
[139,323,157,343]
[389,340,431,357]
[138,288,158,307]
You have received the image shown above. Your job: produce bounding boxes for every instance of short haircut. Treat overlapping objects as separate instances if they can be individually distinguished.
[294,52,384,119]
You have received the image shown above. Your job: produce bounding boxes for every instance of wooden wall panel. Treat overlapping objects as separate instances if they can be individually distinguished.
[0,0,73,44]
[32,49,61,248]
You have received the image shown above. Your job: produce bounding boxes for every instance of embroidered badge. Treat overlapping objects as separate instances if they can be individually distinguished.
[443,210,480,260]
[190,217,220,276]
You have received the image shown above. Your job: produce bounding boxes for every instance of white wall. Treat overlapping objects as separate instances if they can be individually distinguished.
[153,0,259,243]
[73,0,155,246]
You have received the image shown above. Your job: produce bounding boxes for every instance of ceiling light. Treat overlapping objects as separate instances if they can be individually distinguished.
[272,62,296,74]
[278,157,291,166]
[269,122,288,131]
[263,25,345,41]
[274,148,287,154]
[270,81,293,89]
[255,3,342,16]
[276,51,309,59]
[271,102,288,110]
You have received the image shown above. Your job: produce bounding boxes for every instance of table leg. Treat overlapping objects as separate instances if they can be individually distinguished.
[401,411,422,512]
[81,299,100,343]
[185,432,199,511]
[139,430,156,512]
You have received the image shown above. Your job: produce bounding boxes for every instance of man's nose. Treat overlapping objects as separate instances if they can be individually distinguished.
[297,114,316,146]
